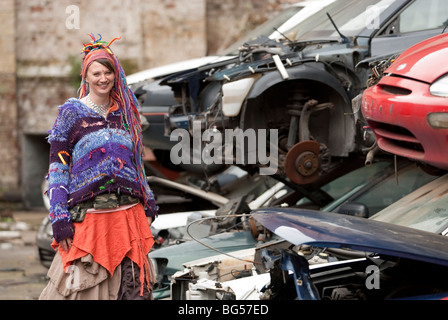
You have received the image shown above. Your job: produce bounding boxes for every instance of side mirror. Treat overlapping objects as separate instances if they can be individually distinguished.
[335,202,369,218]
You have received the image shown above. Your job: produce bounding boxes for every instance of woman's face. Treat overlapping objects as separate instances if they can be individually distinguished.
[85,61,115,97]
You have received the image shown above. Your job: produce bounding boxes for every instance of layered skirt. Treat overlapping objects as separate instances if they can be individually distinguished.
[39,203,155,300]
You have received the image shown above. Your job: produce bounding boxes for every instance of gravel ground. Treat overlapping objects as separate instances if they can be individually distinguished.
[0,207,49,300]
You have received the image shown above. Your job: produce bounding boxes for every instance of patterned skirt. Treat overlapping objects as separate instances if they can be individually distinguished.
[39,203,155,300]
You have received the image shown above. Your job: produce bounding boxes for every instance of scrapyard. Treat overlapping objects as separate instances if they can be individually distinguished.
[5,0,448,303]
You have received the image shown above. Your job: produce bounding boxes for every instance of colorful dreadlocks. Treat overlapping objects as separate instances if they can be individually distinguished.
[78,34,121,95]
[78,33,149,210]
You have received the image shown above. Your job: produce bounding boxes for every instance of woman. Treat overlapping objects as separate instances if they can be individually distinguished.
[39,34,158,300]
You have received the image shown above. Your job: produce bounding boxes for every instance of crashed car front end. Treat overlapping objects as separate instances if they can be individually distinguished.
[162,36,367,184]
[157,0,414,183]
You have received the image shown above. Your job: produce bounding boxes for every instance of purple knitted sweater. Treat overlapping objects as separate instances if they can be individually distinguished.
[47,98,158,242]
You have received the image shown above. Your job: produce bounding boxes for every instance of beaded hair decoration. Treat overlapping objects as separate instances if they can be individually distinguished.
[79,34,150,207]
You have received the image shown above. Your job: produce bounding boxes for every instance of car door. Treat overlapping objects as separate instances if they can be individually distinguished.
[371,0,448,57]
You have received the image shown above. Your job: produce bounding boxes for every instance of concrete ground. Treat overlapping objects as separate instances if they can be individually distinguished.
[0,206,49,300]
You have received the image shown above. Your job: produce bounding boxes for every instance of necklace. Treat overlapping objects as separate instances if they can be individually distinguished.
[87,95,110,117]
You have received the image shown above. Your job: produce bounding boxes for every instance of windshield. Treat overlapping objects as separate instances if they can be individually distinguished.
[283,0,396,41]
[321,161,435,215]
[371,174,448,235]
[222,6,304,55]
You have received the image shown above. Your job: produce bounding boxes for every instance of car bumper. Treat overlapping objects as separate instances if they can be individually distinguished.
[35,217,55,268]
[362,75,448,170]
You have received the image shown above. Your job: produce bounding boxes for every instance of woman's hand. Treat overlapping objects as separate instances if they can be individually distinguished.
[147,216,153,227]
[60,237,73,253]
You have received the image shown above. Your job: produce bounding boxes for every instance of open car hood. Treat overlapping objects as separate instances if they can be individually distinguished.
[251,208,448,267]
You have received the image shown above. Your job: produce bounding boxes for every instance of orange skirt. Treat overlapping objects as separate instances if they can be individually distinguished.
[51,203,154,296]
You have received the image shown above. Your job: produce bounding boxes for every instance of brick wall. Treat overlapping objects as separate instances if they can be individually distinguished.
[0,0,19,194]
[206,0,295,54]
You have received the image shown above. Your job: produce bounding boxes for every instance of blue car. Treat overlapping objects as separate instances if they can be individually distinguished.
[252,199,448,300]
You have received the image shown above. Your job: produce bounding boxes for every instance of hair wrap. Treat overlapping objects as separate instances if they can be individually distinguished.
[81,49,115,80]
[78,34,150,209]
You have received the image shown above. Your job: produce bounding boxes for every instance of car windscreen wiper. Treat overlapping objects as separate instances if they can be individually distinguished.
[326,12,350,44]
[273,27,293,43]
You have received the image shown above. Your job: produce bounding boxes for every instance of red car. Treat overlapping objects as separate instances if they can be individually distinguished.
[362,33,448,171]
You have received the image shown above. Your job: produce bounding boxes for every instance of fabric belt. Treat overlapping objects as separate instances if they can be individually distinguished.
[70,193,140,222]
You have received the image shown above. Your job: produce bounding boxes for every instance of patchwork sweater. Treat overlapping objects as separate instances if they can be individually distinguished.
[47,98,158,242]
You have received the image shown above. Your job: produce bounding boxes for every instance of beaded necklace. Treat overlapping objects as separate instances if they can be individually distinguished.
[87,95,110,118]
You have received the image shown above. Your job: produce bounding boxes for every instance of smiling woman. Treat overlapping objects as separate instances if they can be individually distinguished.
[39,34,159,300]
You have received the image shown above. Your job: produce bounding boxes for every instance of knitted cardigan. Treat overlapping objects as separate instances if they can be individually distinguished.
[47,98,158,242]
